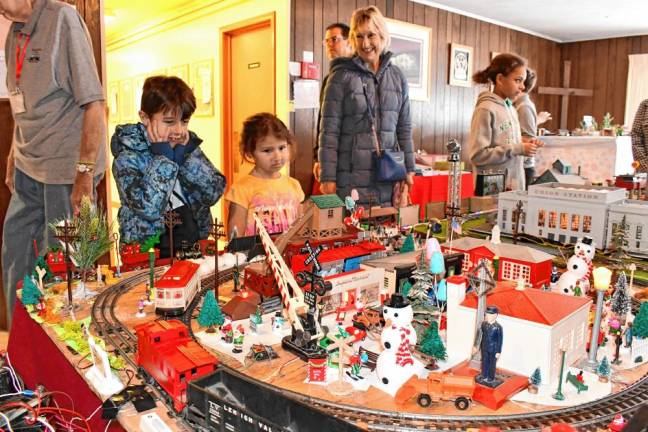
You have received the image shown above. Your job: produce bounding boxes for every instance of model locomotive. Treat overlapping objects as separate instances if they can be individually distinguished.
[154,260,201,316]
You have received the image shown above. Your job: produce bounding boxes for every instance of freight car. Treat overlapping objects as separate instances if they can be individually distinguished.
[135,319,217,412]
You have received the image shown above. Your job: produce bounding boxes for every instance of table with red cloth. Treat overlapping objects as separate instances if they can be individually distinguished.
[7,302,124,431]
[410,172,474,219]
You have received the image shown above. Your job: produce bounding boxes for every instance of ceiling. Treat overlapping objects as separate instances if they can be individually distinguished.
[414,0,648,42]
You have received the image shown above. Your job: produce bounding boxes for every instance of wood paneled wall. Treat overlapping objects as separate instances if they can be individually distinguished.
[289,0,562,193]
[561,35,648,129]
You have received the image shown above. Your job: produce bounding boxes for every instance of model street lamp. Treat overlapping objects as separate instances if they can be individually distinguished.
[583,266,612,371]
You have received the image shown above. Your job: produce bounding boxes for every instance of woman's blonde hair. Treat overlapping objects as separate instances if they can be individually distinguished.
[349,6,390,54]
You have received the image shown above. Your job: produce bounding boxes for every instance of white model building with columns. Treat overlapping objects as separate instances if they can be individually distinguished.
[445,275,592,383]
[606,200,648,254]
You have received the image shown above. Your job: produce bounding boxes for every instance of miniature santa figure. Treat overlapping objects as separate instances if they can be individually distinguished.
[232,325,245,353]
[221,317,233,343]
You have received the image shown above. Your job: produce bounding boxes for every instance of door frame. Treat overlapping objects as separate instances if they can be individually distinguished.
[220,13,276,227]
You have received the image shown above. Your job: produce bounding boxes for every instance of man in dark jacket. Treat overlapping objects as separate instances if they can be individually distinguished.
[475,305,503,387]
[312,23,352,193]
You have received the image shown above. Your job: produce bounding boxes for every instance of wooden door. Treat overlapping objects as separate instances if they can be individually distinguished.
[221,14,275,226]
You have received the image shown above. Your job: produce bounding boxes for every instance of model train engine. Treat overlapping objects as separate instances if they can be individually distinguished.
[154,260,200,316]
[135,319,217,412]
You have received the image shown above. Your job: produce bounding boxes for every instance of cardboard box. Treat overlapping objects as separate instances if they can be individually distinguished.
[470,195,498,213]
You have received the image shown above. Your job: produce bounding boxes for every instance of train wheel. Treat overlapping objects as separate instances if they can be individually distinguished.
[454,397,470,410]
[417,394,432,408]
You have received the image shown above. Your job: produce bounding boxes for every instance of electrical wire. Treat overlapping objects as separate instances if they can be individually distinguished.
[104,418,112,432]
[36,416,55,431]
[0,412,13,432]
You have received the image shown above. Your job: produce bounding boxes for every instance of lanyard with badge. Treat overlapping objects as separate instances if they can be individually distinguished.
[9,33,30,115]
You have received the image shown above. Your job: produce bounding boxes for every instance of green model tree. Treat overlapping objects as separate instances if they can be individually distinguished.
[610,216,630,259]
[408,252,433,305]
[198,291,225,333]
[529,367,542,386]
[418,320,446,369]
[633,302,648,339]
[21,275,42,306]
[400,279,412,298]
[597,356,611,378]
[610,272,630,318]
[400,234,416,253]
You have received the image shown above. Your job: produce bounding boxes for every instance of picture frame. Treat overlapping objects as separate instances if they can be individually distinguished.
[107,82,119,123]
[191,59,214,117]
[385,19,432,101]
[132,74,147,118]
[119,79,134,122]
[169,64,190,83]
[475,172,506,197]
[449,43,474,87]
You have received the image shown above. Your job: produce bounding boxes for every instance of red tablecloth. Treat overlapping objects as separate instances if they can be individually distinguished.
[410,173,474,219]
[7,303,125,431]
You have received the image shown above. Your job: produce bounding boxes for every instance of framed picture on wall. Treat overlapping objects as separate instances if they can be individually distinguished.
[119,79,134,122]
[191,60,214,117]
[449,43,473,87]
[107,82,119,123]
[170,64,190,83]
[385,19,432,101]
[132,75,147,118]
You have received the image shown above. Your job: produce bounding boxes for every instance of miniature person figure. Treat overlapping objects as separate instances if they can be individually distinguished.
[136,297,146,318]
[576,370,585,384]
[473,305,503,387]
[550,266,560,287]
[232,325,245,354]
[36,297,47,317]
[221,316,233,343]
[623,322,634,348]
[613,333,623,364]
[96,264,104,287]
[346,352,368,381]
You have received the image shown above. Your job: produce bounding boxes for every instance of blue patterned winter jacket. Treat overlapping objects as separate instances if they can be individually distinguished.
[111,123,226,244]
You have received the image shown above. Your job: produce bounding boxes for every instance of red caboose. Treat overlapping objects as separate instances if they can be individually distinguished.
[135,320,217,412]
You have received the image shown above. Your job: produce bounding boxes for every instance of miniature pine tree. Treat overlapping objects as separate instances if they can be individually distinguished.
[597,356,611,377]
[400,234,416,253]
[32,255,53,281]
[21,275,42,306]
[610,272,630,317]
[408,252,434,305]
[400,280,412,298]
[634,302,648,339]
[418,320,447,360]
[610,216,630,259]
[529,367,542,386]
[198,291,225,332]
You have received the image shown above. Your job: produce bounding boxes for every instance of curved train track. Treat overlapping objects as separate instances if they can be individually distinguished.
[90,269,647,431]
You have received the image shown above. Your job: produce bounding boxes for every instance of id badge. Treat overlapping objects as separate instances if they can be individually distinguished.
[9,89,26,114]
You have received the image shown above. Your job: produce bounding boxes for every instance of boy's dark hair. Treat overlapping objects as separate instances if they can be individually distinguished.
[326,22,350,38]
[140,76,196,121]
[473,53,527,85]
[523,68,537,93]
[240,113,296,163]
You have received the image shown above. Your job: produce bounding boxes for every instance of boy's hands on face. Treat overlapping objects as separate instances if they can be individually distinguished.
[142,111,189,147]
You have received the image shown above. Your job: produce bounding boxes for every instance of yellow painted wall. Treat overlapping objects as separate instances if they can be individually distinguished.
[106,0,291,229]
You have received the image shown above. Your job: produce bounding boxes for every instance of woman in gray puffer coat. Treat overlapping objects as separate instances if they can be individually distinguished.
[318,5,415,207]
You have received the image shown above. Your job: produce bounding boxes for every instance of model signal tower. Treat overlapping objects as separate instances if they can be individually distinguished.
[445,139,462,221]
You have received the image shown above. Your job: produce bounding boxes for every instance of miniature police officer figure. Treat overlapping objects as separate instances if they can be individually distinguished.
[474,305,503,387]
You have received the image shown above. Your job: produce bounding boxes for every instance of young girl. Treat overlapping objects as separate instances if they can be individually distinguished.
[111,76,226,258]
[468,53,543,191]
[226,113,305,237]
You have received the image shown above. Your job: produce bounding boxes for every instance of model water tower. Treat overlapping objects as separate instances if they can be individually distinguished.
[445,139,462,220]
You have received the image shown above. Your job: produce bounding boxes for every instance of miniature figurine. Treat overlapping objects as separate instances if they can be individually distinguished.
[473,305,503,388]
[271,312,285,333]
[307,356,328,383]
[346,352,368,381]
[96,264,104,287]
[550,265,560,289]
[612,333,623,364]
[555,255,590,296]
[136,297,146,318]
[623,322,634,348]
[221,317,233,343]
[608,414,627,432]
[376,294,417,388]
[232,325,245,354]
[576,370,585,384]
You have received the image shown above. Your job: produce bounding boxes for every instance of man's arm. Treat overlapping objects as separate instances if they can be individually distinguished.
[5,126,16,193]
[70,100,105,212]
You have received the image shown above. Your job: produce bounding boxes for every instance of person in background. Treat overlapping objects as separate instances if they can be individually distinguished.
[468,53,543,191]
[513,68,552,188]
[631,99,648,172]
[226,113,305,237]
[111,76,225,259]
[312,22,353,195]
[1,0,105,326]
[318,5,415,207]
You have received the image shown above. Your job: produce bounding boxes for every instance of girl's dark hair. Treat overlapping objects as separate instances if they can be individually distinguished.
[240,113,296,163]
[472,53,527,85]
[140,76,196,121]
[523,68,537,93]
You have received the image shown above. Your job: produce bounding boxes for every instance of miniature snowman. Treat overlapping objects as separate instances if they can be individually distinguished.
[376,294,417,388]
[555,255,589,296]
[573,237,595,291]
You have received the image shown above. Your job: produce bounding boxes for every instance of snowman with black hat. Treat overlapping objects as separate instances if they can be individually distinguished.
[376,293,418,393]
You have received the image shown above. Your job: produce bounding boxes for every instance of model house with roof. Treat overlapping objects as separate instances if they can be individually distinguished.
[497,183,627,248]
[532,159,589,186]
[440,237,554,288]
[445,276,592,383]
[300,194,345,240]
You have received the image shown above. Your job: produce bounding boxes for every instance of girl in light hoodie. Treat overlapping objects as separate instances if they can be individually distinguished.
[468,53,543,191]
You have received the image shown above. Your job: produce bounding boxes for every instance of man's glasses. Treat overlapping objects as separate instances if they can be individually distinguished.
[323,36,346,45]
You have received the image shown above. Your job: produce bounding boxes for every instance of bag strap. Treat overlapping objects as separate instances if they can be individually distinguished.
[362,80,382,155]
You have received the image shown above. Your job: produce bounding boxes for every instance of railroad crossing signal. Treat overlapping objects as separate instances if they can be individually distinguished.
[302,240,323,273]
[304,290,317,308]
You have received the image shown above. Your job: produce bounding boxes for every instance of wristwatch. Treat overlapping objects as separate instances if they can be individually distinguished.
[76,163,94,174]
